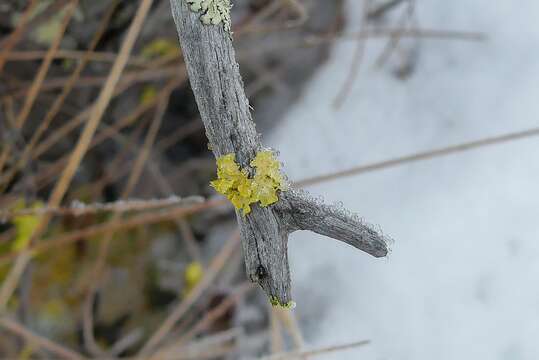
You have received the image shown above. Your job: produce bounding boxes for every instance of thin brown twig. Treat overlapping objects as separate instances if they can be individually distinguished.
[3,50,150,66]
[0,317,86,360]
[233,0,283,36]
[162,345,236,360]
[0,196,203,220]
[1,96,16,125]
[9,78,182,207]
[281,0,309,28]
[0,0,154,316]
[0,97,18,174]
[0,0,120,192]
[149,282,254,360]
[306,27,485,45]
[175,345,236,360]
[13,0,77,130]
[233,0,308,35]
[238,27,485,56]
[169,282,253,347]
[373,0,415,67]
[296,126,539,187]
[0,0,38,72]
[0,198,227,265]
[0,251,31,311]
[8,66,180,99]
[0,0,79,312]
[270,305,285,354]
[367,0,405,19]
[86,118,153,197]
[138,230,242,357]
[154,120,203,152]
[158,328,240,360]
[275,309,304,350]
[45,0,154,233]
[30,80,152,160]
[0,0,72,49]
[259,339,371,360]
[23,76,183,192]
[37,128,142,192]
[0,108,151,199]
[5,124,537,263]
[146,161,202,261]
[83,88,169,356]
[332,0,371,109]
[0,229,15,246]
[34,77,181,199]
[143,50,183,70]
[0,0,75,175]
[126,100,170,198]
[29,74,185,169]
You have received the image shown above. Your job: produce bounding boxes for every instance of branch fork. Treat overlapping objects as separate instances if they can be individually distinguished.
[169,0,390,305]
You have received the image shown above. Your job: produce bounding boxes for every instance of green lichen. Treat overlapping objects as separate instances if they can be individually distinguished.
[186,0,232,32]
[269,296,296,309]
[210,151,286,215]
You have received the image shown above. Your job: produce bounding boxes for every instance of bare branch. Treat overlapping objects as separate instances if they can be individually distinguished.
[0,317,85,360]
[169,0,390,305]
[279,190,389,258]
[259,339,371,360]
[0,196,203,219]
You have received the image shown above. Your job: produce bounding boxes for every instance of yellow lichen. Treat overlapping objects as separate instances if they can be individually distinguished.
[12,200,43,252]
[210,151,285,215]
[183,261,204,295]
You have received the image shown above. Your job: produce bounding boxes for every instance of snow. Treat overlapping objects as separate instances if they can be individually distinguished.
[266,1,539,359]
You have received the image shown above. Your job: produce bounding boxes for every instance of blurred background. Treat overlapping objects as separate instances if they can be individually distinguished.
[0,0,537,359]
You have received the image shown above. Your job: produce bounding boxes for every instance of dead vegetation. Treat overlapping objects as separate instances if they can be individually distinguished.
[0,1,355,358]
[0,0,519,358]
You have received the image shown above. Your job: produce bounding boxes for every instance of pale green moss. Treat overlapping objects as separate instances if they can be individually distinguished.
[186,0,232,32]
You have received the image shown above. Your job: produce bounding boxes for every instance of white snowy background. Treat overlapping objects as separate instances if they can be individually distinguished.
[267,1,539,359]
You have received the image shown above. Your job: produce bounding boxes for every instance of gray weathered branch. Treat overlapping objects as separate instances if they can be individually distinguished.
[169,0,390,305]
